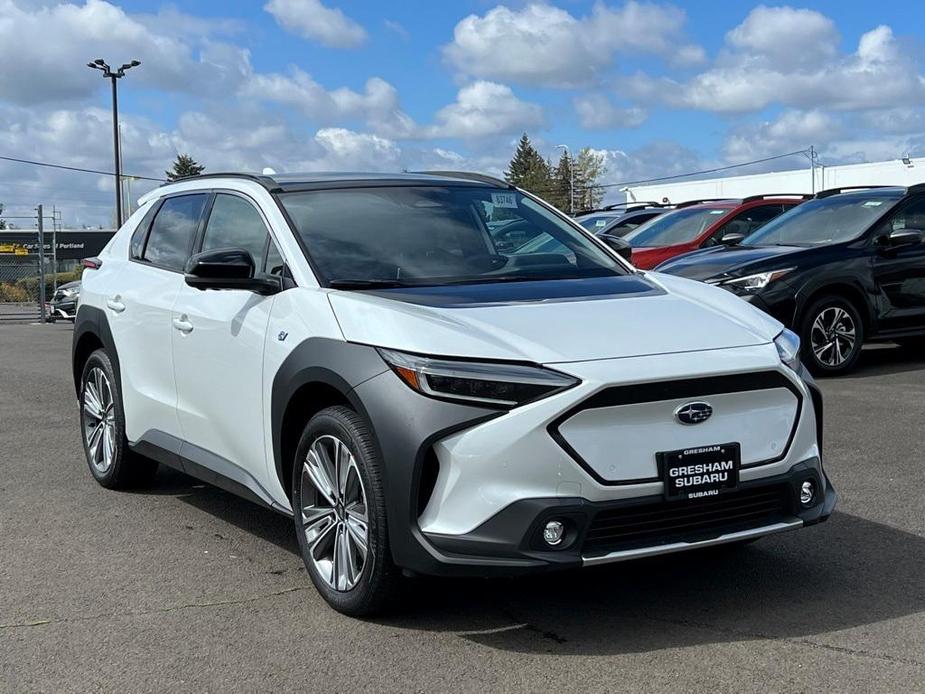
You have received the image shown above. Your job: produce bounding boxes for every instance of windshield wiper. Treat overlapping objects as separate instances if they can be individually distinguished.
[328,278,417,290]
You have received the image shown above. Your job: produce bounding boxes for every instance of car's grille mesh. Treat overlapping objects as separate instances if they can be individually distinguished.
[582,484,792,556]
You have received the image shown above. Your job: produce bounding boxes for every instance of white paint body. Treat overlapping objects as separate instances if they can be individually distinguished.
[81,176,819,546]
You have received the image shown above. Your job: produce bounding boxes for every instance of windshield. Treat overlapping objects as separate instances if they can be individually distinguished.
[623,207,729,247]
[578,215,615,231]
[743,192,903,246]
[279,186,625,287]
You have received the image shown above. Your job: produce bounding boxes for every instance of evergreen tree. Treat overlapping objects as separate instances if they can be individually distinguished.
[573,148,606,211]
[505,133,551,198]
[551,151,574,212]
[166,154,205,181]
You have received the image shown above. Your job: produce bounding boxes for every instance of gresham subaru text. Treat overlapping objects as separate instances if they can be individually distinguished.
[72,171,836,616]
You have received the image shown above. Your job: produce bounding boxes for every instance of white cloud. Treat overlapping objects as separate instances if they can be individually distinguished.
[425,81,544,139]
[239,68,416,137]
[575,95,647,129]
[624,9,925,113]
[725,5,839,71]
[723,110,841,162]
[443,1,703,88]
[264,0,366,48]
[0,0,251,105]
[383,19,409,41]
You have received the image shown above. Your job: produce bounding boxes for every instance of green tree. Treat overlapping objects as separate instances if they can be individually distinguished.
[505,133,551,198]
[165,154,205,181]
[573,148,606,211]
[549,151,574,212]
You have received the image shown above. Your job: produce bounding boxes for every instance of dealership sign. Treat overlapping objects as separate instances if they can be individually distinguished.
[0,231,114,259]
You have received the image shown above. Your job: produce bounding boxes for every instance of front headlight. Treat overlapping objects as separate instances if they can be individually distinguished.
[719,268,794,293]
[774,329,801,371]
[378,348,579,408]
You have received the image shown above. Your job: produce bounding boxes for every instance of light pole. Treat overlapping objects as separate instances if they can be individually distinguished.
[556,144,574,214]
[86,58,140,228]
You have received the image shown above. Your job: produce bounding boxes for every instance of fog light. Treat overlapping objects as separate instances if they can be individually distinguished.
[800,480,816,505]
[542,520,565,546]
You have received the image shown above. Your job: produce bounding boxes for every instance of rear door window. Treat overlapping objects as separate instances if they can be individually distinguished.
[142,194,208,271]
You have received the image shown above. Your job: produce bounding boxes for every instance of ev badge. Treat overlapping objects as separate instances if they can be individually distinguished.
[675,401,713,425]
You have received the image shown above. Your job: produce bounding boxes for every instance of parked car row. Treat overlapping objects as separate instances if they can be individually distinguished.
[587,185,925,375]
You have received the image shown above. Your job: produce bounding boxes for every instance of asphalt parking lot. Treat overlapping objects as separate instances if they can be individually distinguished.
[1,324,924,693]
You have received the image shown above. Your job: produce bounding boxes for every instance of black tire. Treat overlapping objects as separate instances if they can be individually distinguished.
[292,406,400,616]
[79,349,158,488]
[799,295,864,375]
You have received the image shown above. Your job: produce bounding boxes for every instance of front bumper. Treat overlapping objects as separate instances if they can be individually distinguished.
[422,459,835,575]
[352,342,830,577]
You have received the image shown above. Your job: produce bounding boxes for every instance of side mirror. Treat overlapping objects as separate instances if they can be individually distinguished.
[719,232,746,246]
[185,247,280,295]
[882,228,924,249]
[600,234,632,262]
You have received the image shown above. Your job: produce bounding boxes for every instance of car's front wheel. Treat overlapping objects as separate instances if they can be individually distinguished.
[292,406,400,616]
[79,349,158,488]
[800,296,864,375]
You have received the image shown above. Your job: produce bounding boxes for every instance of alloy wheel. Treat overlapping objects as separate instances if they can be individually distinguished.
[83,367,116,474]
[300,434,370,592]
[810,306,857,368]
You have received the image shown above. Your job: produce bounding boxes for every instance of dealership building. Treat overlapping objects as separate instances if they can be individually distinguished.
[623,157,924,205]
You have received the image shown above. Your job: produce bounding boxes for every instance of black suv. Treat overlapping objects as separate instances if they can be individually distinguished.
[656,185,925,374]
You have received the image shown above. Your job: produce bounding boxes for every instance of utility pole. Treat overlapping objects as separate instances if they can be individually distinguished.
[87,58,141,228]
[51,205,59,295]
[36,205,46,323]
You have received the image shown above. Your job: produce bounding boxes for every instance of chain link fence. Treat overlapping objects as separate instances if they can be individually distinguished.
[0,254,42,321]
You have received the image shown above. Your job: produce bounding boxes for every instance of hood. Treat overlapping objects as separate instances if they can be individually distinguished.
[655,244,807,281]
[630,245,684,270]
[328,274,782,364]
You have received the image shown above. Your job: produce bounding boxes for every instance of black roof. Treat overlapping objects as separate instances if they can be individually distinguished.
[164,170,512,193]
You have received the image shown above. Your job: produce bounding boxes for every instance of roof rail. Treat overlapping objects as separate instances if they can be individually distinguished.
[574,201,666,216]
[815,185,895,199]
[741,193,813,203]
[162,172,280,190]
[413,170,512,188]
[675,198,734,208]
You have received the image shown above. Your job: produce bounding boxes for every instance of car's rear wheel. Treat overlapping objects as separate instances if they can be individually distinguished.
[79,349,158,488]
[292,406,400,616]
[800,296,864,375]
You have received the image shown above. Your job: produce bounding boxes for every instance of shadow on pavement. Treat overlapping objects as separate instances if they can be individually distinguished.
[376,512,924,655]
[840,343,925,379]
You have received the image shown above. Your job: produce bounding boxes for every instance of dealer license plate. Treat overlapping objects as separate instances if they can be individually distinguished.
[658,443,740,500]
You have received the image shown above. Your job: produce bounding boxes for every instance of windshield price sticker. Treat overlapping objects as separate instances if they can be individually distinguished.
[491,192,518,209]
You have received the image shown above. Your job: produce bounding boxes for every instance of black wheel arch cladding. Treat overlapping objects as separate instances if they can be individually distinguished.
[271,337,501,572]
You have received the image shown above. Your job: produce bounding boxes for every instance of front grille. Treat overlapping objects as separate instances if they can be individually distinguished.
[582,484,792,556]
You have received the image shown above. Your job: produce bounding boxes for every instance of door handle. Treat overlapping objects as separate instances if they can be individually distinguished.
[106,296,125,313]
[172,316,194,334]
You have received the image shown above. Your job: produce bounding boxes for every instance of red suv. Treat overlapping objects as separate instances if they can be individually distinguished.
[623,195,808,269]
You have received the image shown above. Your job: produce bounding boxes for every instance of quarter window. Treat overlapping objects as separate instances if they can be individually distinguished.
[201,194,270,266]
[143,194,207,271]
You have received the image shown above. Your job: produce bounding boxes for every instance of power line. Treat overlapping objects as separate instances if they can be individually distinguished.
[595,149,811,190]
[0,154,164,182]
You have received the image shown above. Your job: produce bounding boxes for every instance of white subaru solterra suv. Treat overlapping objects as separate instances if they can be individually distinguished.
[73,171,835,615]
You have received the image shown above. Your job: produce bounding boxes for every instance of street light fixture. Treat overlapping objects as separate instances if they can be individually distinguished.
[86,58,140,228]
[556,144,574,214]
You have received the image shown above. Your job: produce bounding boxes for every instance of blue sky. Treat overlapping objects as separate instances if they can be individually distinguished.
[1,0,924,226]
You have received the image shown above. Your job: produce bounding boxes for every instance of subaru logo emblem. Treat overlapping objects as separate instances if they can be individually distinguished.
[675,402,713,425]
